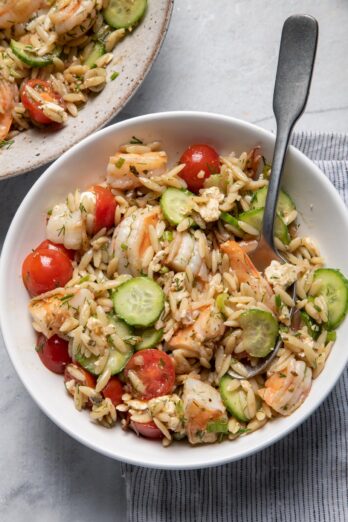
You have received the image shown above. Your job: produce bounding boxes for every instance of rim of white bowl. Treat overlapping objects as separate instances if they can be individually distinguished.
[1,111,348,469]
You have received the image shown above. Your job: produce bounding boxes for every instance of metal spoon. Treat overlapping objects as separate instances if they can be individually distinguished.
[229,14,318,380]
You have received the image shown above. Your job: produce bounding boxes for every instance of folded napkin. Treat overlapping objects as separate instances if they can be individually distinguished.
[121,133,348,522]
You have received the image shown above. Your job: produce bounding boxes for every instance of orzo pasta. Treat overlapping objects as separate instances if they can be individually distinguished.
[22,139,348,446]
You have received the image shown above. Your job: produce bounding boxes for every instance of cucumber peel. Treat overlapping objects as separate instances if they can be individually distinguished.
[251,186,296,219]
[10,39,58,68]
[238,207,290,245]
[239,308,279,358]
[312,268,348,329]
[84,41,105,68]
[113,276,164,327]
[160,187,193,226]
[103,0,147,29]
[219,375,250,422]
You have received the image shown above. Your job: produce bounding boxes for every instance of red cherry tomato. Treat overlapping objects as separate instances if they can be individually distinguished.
[130,420,163,439]
[22,248,73,297]
[20,79,64,125]
[102,376,124,406]
[92,185,117,233]
[35,239,75,260]
[36,333,71,374]
[124,349,175,400]
[179,144,220,192]
[64,363,96,395]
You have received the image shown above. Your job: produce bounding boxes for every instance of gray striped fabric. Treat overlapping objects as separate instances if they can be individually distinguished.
[121,133,348,522]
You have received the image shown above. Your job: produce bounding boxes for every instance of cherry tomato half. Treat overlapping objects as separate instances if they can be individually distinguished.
[130,420,163,439]
[35,239,75,260]
[124,349,175,400]
[179,144,220,192]
[22,248,73,297]
[64,363,96,396]
[92,185,117,234]
[20,79,64,125]
[102,376,124,406]
[36,333,71,374]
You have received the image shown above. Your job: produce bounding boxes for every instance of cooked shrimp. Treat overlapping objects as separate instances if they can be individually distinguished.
[221,240,275,311]
[112,207,160,275]
[107,150,168,190]
[0,0,42,29]
[0,80,17,141]
[29,288,93,338]
[258,358,312,415]
[49,0,96,40]
[166,232,208,280]
[169,306,225,351]
[221,240,260,284]
[183,378,227,444]
[46,201,84,250]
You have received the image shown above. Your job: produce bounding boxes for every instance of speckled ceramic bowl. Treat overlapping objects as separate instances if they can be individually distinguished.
[0,0,173,179]
[2,112,348,469]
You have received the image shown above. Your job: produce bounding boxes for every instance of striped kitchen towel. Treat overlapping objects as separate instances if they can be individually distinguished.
[121,133,348,522]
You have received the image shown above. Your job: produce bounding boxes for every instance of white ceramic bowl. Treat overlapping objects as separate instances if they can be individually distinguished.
[1,112,348,470]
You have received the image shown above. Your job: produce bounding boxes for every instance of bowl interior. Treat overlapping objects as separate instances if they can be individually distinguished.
[1,112,348,469]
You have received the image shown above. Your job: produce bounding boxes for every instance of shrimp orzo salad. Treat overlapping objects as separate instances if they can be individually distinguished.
[0,0,147,143]
[22,140,348,446]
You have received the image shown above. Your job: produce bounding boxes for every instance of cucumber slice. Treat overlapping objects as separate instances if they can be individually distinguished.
[84,41,105,68]
[220,211,243,236]
[103,0,147,29]
[238,207,290,245]
[312,268,348,329]
[10,40,56,68]
[75,316,133,375]
[219,375,250,422]
[251,187,296,219]
[75,345,133,376]
[112,276,164,327]
[135,327,163,350]
[239,308,279,358]
[160,188,193,226]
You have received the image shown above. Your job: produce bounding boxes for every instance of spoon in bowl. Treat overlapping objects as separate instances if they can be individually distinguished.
[228,14,318,379]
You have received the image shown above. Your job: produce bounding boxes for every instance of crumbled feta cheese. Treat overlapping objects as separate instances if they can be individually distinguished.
[265,260,300,288]
[194,186,224,222]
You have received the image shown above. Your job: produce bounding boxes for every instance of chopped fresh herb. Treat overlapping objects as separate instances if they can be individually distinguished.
[90,64,97,69]
[78,275,90,284]
[57,225,65,237]
[47,209,53,216]
[279,372,287,378]
[130,165,139,176]
[121,243,128,251]
[236,428,251,435]
[0,139,14,149]
[115,157,125,169]
[79,202,86,213]
[159,266,169,274]
[110,71,119,81]
[59,293,74,304]
[130,136,143,145]
[275,294,282,308]
[206,420,229,434]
